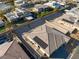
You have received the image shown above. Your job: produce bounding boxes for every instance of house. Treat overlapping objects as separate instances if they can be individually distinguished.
[56,0,66,3]
[15,8,34,20]
[0,0,14,3]
[65,7,79,24]
[65,7,79,17]
[56,0,76,4]
[27,0,48,3]
[66,0,77,4]
[4,8,34,22]
[62,16,78,24]
[32,4,49,12]
[15,8,30,17]
[0,40,30,59]
[0,3,13,14]
[14,8,26,18]
[22,25,70,59]
[44,1,65,9]
[4,12,19,23]
[0,20,5,27]
[14,0,25,7]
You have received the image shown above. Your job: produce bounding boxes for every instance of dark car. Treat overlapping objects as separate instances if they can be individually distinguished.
[0,36,8,44]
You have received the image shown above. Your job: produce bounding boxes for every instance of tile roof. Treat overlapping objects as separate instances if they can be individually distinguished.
[0,3,12,11]
[63,15,78,24]
[28,24,70,57]
[35,4,49,9]
[0,40,30,59]
[4,12,19,22]
[46,26,67,55]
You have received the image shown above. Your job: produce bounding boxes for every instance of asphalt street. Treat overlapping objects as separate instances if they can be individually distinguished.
[14,11,64,35]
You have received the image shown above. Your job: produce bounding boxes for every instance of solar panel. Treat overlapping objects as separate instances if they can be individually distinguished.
[33,36,48,49]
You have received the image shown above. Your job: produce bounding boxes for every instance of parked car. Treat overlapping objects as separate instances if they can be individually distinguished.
[24,16,34,21]
[0,36,8,44]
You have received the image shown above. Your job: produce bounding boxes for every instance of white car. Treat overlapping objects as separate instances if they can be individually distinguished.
[24,16,34,21]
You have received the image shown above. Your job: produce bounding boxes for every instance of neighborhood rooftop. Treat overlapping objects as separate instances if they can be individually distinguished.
[24,24,70,58]
[0,0,79,59]
[0,40,30,59]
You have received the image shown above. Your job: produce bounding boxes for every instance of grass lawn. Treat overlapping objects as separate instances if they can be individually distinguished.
[37,8,58,18]
[0,27,5,33]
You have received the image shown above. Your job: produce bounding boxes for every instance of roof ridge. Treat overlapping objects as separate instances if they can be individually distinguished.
[3,40,14,56]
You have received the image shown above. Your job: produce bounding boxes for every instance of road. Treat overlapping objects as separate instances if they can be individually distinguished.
[13,11,64,34]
